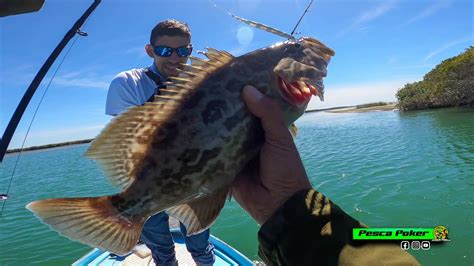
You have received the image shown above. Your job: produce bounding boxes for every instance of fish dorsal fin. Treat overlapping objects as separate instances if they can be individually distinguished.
[86,49,234,189]
[86,101,184,189]
[202,48,234,63]
[189,56,208,67]
[171,47,234,84]
[197,47,234,65]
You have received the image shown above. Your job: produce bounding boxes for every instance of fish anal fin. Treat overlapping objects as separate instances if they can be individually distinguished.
[166,187,229,235]
[26,196,146,255]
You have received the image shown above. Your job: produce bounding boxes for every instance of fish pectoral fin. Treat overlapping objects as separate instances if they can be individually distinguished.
[26,196,145,255]
[289,123,298,137]
[166,186,229,235]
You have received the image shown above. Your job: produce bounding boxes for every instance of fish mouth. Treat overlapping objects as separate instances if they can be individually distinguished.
[277,76,323,107]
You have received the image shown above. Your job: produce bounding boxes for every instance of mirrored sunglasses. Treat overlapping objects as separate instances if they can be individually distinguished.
[153,45,193,57]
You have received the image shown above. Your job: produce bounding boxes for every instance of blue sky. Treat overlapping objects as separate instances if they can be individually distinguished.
[1,0,472,148]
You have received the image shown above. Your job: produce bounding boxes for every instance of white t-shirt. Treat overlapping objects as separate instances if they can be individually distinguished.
[105,68,158,116]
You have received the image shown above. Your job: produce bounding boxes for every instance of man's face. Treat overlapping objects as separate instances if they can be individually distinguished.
[146,35,191,78]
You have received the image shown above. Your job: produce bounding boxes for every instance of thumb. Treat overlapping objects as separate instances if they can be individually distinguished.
[242,85,292,143]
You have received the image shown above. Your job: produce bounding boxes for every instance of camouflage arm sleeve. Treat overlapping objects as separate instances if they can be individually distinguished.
[257,188,420,266]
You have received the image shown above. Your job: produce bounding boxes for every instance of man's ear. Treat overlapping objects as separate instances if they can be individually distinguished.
[145,44,154,58]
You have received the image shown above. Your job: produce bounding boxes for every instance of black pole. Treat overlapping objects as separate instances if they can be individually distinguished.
[290,0,314,36]
[0,0,101,162]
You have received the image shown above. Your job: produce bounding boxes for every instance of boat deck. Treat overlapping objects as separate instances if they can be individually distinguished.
[91,242,198,266]
[73,218,255,266]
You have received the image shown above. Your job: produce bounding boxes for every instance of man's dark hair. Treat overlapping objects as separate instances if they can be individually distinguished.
[150,19,191,45]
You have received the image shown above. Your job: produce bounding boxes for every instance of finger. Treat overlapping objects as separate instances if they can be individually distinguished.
[242,85,293,143]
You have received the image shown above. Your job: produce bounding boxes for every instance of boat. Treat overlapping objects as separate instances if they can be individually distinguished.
[72,228,254,266]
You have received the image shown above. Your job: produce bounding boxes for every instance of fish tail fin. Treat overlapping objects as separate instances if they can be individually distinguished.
[26,196,145,255]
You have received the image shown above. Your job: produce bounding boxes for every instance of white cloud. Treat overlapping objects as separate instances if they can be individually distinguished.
[58,71,82,79]
[307,79,420,110]
[337,0,397,37]
[402,0,453,26]
[1,65,113,90]
[424,36,474,61]
[0,64,36,85]
[52,72,111,89]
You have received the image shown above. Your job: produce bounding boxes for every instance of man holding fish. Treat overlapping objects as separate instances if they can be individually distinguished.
[105,20,215,266]
[28,17,419,266]
[105,19,419,266]
[234,85,420,265]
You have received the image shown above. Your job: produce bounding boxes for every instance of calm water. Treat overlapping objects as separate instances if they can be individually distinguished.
[0,107,473,265]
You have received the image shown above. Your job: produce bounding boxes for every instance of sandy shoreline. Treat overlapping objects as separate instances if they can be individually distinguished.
[305,103,398,113]
[325,103,398,113]
[6,139,94,155]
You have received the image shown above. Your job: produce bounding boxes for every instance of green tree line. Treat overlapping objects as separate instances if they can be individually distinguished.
[396,46,474,111]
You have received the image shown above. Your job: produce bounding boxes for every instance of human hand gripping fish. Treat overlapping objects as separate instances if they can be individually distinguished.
[232,86,420,266]
[26,37,335,255]
[232,85,312,225]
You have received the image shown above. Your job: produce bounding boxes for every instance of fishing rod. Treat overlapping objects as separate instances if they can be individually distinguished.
[210,0,315,40]
[290,0,314,36]
[0,0,101,163]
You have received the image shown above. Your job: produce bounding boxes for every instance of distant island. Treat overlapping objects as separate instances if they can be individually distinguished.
[306,102,397,113]
[6,139,94,154]
[396,46,473,111]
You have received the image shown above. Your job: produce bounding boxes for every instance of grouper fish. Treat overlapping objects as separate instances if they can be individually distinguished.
[27,37,335,255]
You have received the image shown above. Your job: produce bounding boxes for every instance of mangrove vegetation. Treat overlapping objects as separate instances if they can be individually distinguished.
[396,46,473,111]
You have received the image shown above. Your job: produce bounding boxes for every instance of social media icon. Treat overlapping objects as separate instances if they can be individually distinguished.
[411,241,420,250]
[401,241,410,250]
[421,241,430,250]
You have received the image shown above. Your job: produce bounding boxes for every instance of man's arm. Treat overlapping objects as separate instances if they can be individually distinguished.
[105,72,140,116]
[232,85,419,266]
[258,188,419,265]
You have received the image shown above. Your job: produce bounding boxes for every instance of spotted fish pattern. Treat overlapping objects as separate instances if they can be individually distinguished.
[26,37,335,255]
